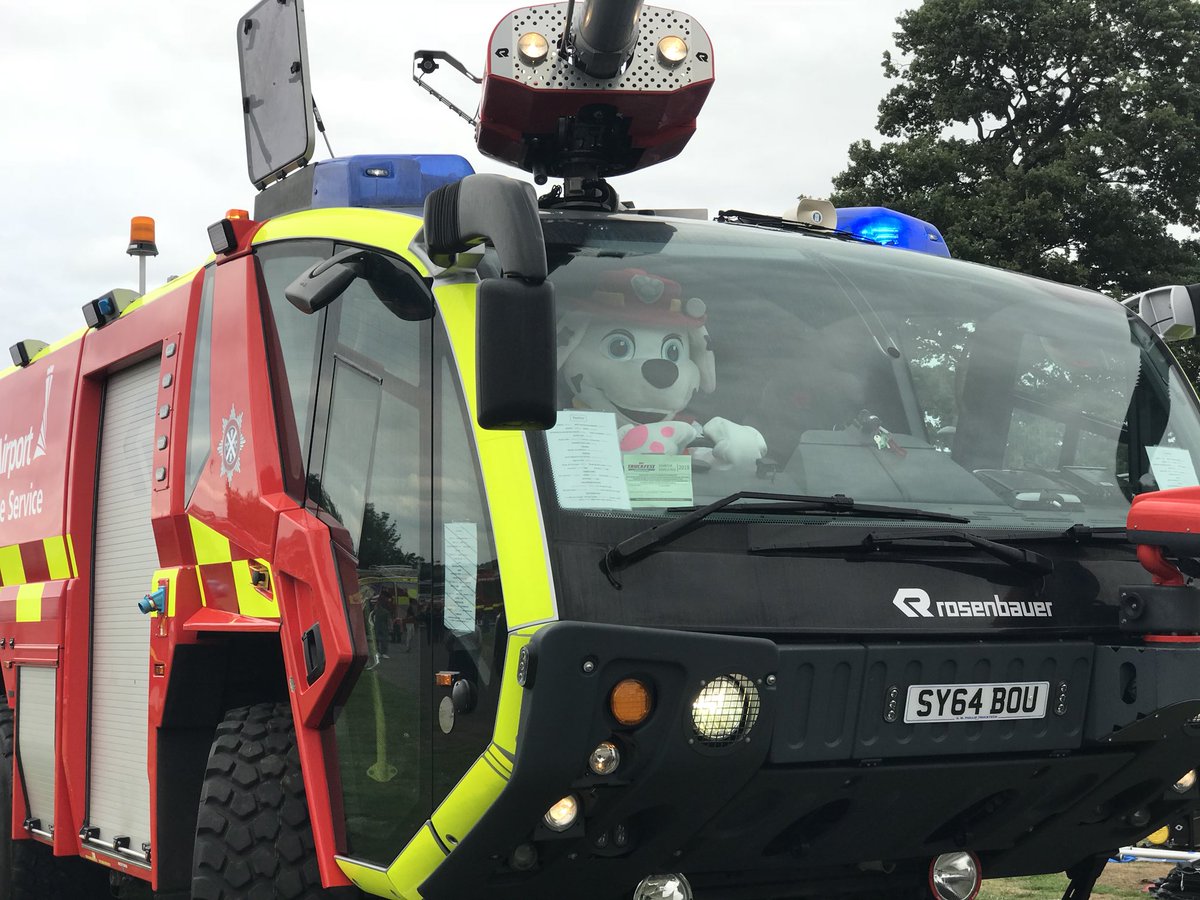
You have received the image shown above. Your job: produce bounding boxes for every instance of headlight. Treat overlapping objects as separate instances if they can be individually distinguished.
[543,794,580,832]
[518,31,550,66]
[589,741,621,776]
[691,674,760,746]
[656,35,689,68]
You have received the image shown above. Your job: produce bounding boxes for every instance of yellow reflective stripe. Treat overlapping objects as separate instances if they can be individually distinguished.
[429,755,507,853]
[0,545,25,586]
[189,517,232,564]
[232,559,280,618]
[335,856,405,899]
[66,534,78,578]
[15,584,42,622]
[43,536,73,580]
[436,283,556,629]
[151,568,181,617]
[0,328,87,382]
[492,631,539,755]
[251,208,428,274]
[337,820,448,899]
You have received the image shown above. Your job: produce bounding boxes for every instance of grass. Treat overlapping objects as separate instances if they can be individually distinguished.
[980,861,1170,897]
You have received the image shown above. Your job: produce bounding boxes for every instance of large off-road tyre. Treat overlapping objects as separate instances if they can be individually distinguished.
[191,703,359,900]
[0,706,111,899]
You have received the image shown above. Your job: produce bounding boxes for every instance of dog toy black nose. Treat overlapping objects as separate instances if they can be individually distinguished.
[642,358,679,389]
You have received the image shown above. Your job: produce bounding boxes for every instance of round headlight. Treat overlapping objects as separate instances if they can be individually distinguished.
[518,31,550,66]
[634,873,693,900]
[543,794,580,832]
[929,851,981,900]
[1174,769,1197,793]
[691,674,760,746]
[589,741,621,776]
[656,35,689,68]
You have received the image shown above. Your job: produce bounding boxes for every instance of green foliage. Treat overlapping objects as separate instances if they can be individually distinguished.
[832,0,1200,297]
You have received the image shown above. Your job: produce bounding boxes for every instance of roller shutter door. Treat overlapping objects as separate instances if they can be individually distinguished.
[87,356,160,861]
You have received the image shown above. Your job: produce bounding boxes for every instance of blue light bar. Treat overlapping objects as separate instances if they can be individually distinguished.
[836,207,951,258]
[310,154,475,209]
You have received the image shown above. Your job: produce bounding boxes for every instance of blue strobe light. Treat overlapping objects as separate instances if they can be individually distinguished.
[836,207,951,258]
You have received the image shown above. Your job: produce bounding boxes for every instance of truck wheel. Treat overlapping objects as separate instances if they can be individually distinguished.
[192,703,359,899]
[0,706,109,899]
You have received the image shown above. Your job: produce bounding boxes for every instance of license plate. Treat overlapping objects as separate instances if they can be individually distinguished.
[903,681,1049,724]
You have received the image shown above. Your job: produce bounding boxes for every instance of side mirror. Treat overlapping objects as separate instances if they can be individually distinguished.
[424,174,557,430]
[477,278,556,429]
[284,248,433,320]
[1123,284,1199,342]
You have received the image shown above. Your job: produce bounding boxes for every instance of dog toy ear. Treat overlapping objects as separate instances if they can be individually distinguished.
[556,312,590,371]
[690,322,716,393]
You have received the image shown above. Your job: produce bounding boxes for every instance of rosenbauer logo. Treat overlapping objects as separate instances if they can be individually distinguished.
[892,588,1053,619]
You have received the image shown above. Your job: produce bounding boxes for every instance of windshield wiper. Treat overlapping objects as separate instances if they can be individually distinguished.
[601,491,970,587]
[717,209,876,244]
[752,527,1059,575]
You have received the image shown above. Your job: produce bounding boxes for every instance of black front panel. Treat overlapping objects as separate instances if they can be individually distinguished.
[771,645,866,762]
[854,642,1093,758]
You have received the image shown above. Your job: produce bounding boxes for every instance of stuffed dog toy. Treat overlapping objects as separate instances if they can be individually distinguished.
[557,267,766,470]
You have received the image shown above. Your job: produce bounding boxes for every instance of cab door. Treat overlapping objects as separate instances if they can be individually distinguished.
[259,240,436,866]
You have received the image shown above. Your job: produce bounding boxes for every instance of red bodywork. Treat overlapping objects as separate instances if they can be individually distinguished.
[476,16,714,176]
[0,219,356,891]
[1128,485,1200,586]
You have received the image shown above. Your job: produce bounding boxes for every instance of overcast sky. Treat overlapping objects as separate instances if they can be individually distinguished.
[0,0,913,349]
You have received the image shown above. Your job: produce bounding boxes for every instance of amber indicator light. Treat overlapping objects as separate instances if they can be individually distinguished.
[610,678,652,726]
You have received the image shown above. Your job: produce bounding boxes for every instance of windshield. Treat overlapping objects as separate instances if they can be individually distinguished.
[533,213,1200,531]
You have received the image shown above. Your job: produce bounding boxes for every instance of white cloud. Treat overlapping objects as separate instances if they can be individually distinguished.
[0,0,911,347]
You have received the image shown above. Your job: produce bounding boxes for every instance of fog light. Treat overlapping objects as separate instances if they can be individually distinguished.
[589,741,621,776]
[633,873,693,900]
[929,851,981,900]
[656,35,689,68]
[518,31,550,66]
[543,794,579,832]
[691,674,760,746]
[1174,769,1197,793]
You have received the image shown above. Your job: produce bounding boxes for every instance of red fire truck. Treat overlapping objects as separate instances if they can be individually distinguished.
[6,1,1200,899]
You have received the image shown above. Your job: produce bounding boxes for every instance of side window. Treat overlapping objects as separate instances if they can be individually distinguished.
[431,347,506,805]
[320,254,433,865]
[256,241,331,496]
[185,265,216,499]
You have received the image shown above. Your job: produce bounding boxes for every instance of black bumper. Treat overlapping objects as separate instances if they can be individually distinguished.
[420,622,1200,899]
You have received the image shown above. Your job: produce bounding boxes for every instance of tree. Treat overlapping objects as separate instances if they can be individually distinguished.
[832,0,1200,297]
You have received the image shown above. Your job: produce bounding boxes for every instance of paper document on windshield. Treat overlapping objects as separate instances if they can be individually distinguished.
[546,410,632,509]
[1148,446,1200,490]
[443,522,478,636]
[624,455,693,508]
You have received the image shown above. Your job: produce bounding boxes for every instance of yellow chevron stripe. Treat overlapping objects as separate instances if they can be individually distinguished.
[15,584,43,622]
[43,536,73,581]
[232,559,280,618]
[189,517,233,564]
[0,545,25,586]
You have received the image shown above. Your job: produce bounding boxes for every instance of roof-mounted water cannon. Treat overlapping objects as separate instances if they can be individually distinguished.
[417,0,714,210]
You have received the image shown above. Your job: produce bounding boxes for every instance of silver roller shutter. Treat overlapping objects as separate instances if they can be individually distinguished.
[17,666,56,836]
[87,356,160,860]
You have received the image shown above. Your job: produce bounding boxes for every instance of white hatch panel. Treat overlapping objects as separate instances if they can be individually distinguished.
[17,666,57,835]
[87,356,160,860]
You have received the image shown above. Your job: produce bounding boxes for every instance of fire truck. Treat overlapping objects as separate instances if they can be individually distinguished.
[6,1,1200,898]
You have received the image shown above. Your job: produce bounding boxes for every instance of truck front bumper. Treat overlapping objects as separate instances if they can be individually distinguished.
[420,622,1200,899]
